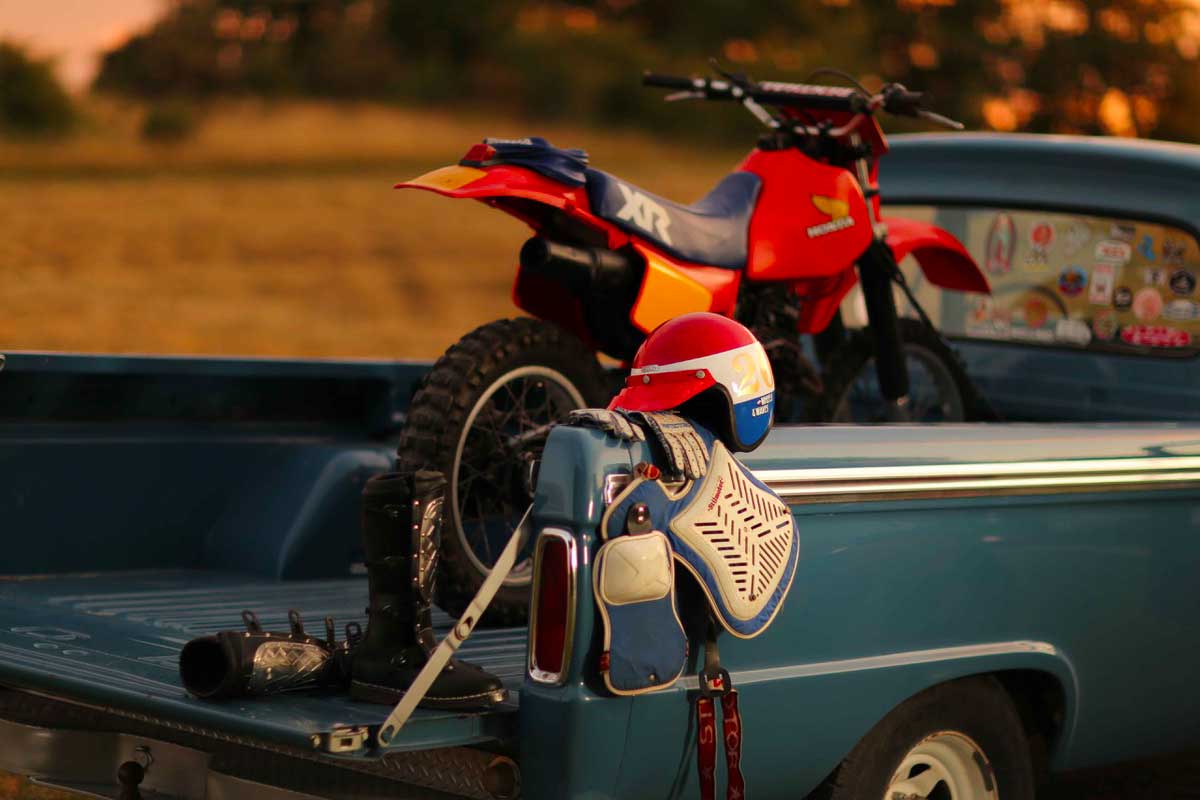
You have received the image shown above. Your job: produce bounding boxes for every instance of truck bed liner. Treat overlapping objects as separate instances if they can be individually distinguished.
[0,570,524,757]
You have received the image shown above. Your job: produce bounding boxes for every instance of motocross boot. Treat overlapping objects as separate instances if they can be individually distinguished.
[349,469,507,709]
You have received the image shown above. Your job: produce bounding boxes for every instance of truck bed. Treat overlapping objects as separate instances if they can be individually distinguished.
[0,570,524,757]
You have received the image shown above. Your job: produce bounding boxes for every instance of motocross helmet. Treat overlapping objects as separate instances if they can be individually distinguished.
[609,312,776,452]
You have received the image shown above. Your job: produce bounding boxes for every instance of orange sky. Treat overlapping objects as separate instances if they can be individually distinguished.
[0,0,163,89]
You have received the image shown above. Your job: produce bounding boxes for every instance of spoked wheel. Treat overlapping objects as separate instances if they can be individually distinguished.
[820,319,991,423]
[452,365,583,589]
[815,677,1035,800]
[885,732,1000,800]
[398,318,608,626]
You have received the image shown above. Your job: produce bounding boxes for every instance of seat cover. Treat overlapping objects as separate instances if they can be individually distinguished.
[585,169,762,269]
[462,137,590,186]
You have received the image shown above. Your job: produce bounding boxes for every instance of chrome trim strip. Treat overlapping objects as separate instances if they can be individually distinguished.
[527,528,578,686]
[677,640,1058,689]
[758,456,1200,503]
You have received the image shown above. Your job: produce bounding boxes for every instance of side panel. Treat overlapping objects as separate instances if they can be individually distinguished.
[628,244,742,332]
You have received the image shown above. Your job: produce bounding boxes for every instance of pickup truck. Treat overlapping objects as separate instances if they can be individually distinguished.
[3,133,1200,800]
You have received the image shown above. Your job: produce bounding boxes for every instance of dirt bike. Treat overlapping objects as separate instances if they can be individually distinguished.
[396,66,992,622]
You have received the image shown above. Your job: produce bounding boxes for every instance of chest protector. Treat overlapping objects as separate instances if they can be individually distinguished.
[594,420,798,695]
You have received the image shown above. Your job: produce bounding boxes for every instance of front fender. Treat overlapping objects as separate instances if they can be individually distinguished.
[884,216,991,294]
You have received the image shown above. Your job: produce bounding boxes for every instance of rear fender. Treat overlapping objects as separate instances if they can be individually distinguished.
[884,216,991,294]
[398,163,633,252]
[397,163,589,210]
[400,163,633,351]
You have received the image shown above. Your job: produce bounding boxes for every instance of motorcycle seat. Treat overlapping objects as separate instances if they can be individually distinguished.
[585,169,762,270]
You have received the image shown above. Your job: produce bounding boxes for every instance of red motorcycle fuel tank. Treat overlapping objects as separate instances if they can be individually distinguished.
[739,149,873,282]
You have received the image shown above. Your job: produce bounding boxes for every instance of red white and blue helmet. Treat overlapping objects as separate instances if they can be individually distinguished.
[609,312,776,452]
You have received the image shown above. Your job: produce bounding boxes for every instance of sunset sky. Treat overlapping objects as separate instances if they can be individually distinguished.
[0,0,162,89]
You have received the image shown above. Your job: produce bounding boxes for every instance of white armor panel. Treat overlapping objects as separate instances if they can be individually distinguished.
[669,441,795,628]
[597,531,674,606]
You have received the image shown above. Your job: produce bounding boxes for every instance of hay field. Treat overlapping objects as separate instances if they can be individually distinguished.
[0,101,740,359]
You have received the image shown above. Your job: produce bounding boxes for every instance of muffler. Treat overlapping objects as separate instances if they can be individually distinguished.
[519,237,639,293]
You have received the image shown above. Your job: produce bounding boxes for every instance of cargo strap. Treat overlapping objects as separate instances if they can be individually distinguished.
[374,507,531,747]
[697,625,746,800]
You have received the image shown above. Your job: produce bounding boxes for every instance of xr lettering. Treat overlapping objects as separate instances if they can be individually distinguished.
[616,183,673,245]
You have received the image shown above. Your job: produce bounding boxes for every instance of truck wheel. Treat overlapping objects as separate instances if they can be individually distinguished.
[814,676,1034,800]
[398,318,608,626]
[820,318,993,422]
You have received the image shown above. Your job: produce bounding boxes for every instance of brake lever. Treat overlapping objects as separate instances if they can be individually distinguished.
[916,108,964,130]
[665,90,706,102]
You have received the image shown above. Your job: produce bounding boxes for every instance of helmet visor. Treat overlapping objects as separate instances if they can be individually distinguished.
[608,369,717,412]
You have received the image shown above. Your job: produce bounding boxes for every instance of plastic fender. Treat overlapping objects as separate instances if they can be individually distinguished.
[884,215,991,294]
[397,164,588,209]
[740,149,873,282]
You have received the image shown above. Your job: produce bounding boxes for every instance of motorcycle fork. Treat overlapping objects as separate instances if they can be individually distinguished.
[849,139,911,421]
[857,240,911,418]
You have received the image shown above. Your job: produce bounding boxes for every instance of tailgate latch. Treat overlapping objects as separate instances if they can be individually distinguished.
[314,726,369,754]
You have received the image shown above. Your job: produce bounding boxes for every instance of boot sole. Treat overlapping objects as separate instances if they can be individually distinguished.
[350,679,508,710]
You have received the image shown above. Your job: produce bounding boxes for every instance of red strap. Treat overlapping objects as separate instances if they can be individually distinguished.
[697,695,717,800]
[697,691,746,800]
[722,691,746,800]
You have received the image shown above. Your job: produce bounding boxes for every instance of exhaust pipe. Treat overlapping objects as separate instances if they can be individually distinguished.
[519,237,638,293]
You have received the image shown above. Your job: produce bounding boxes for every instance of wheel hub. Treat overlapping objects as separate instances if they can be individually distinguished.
[884,731,999,800]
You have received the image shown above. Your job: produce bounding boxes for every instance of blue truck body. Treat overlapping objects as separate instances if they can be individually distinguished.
[2,134,1200,798]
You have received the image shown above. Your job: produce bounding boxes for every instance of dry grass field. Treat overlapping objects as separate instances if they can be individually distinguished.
[1,100,739,359]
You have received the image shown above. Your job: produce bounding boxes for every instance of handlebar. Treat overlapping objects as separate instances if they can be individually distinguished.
[643,71,867,112]
[642,73,697,91]
[641,70,960,129]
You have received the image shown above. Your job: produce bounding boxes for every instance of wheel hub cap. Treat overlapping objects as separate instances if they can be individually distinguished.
[884,731,999,800]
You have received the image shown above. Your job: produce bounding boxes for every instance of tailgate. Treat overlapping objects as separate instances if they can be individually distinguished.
[0,571,524,759]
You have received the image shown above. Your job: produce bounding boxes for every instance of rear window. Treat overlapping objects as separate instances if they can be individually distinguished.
[885,205,1200,357]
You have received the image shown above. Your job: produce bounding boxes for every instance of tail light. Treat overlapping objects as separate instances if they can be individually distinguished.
[528,529,578,685]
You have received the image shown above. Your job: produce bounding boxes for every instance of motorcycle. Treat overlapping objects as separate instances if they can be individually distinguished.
[395,66,991,622]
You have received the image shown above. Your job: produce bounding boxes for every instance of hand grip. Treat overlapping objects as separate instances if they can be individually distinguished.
[642,72,697,90]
